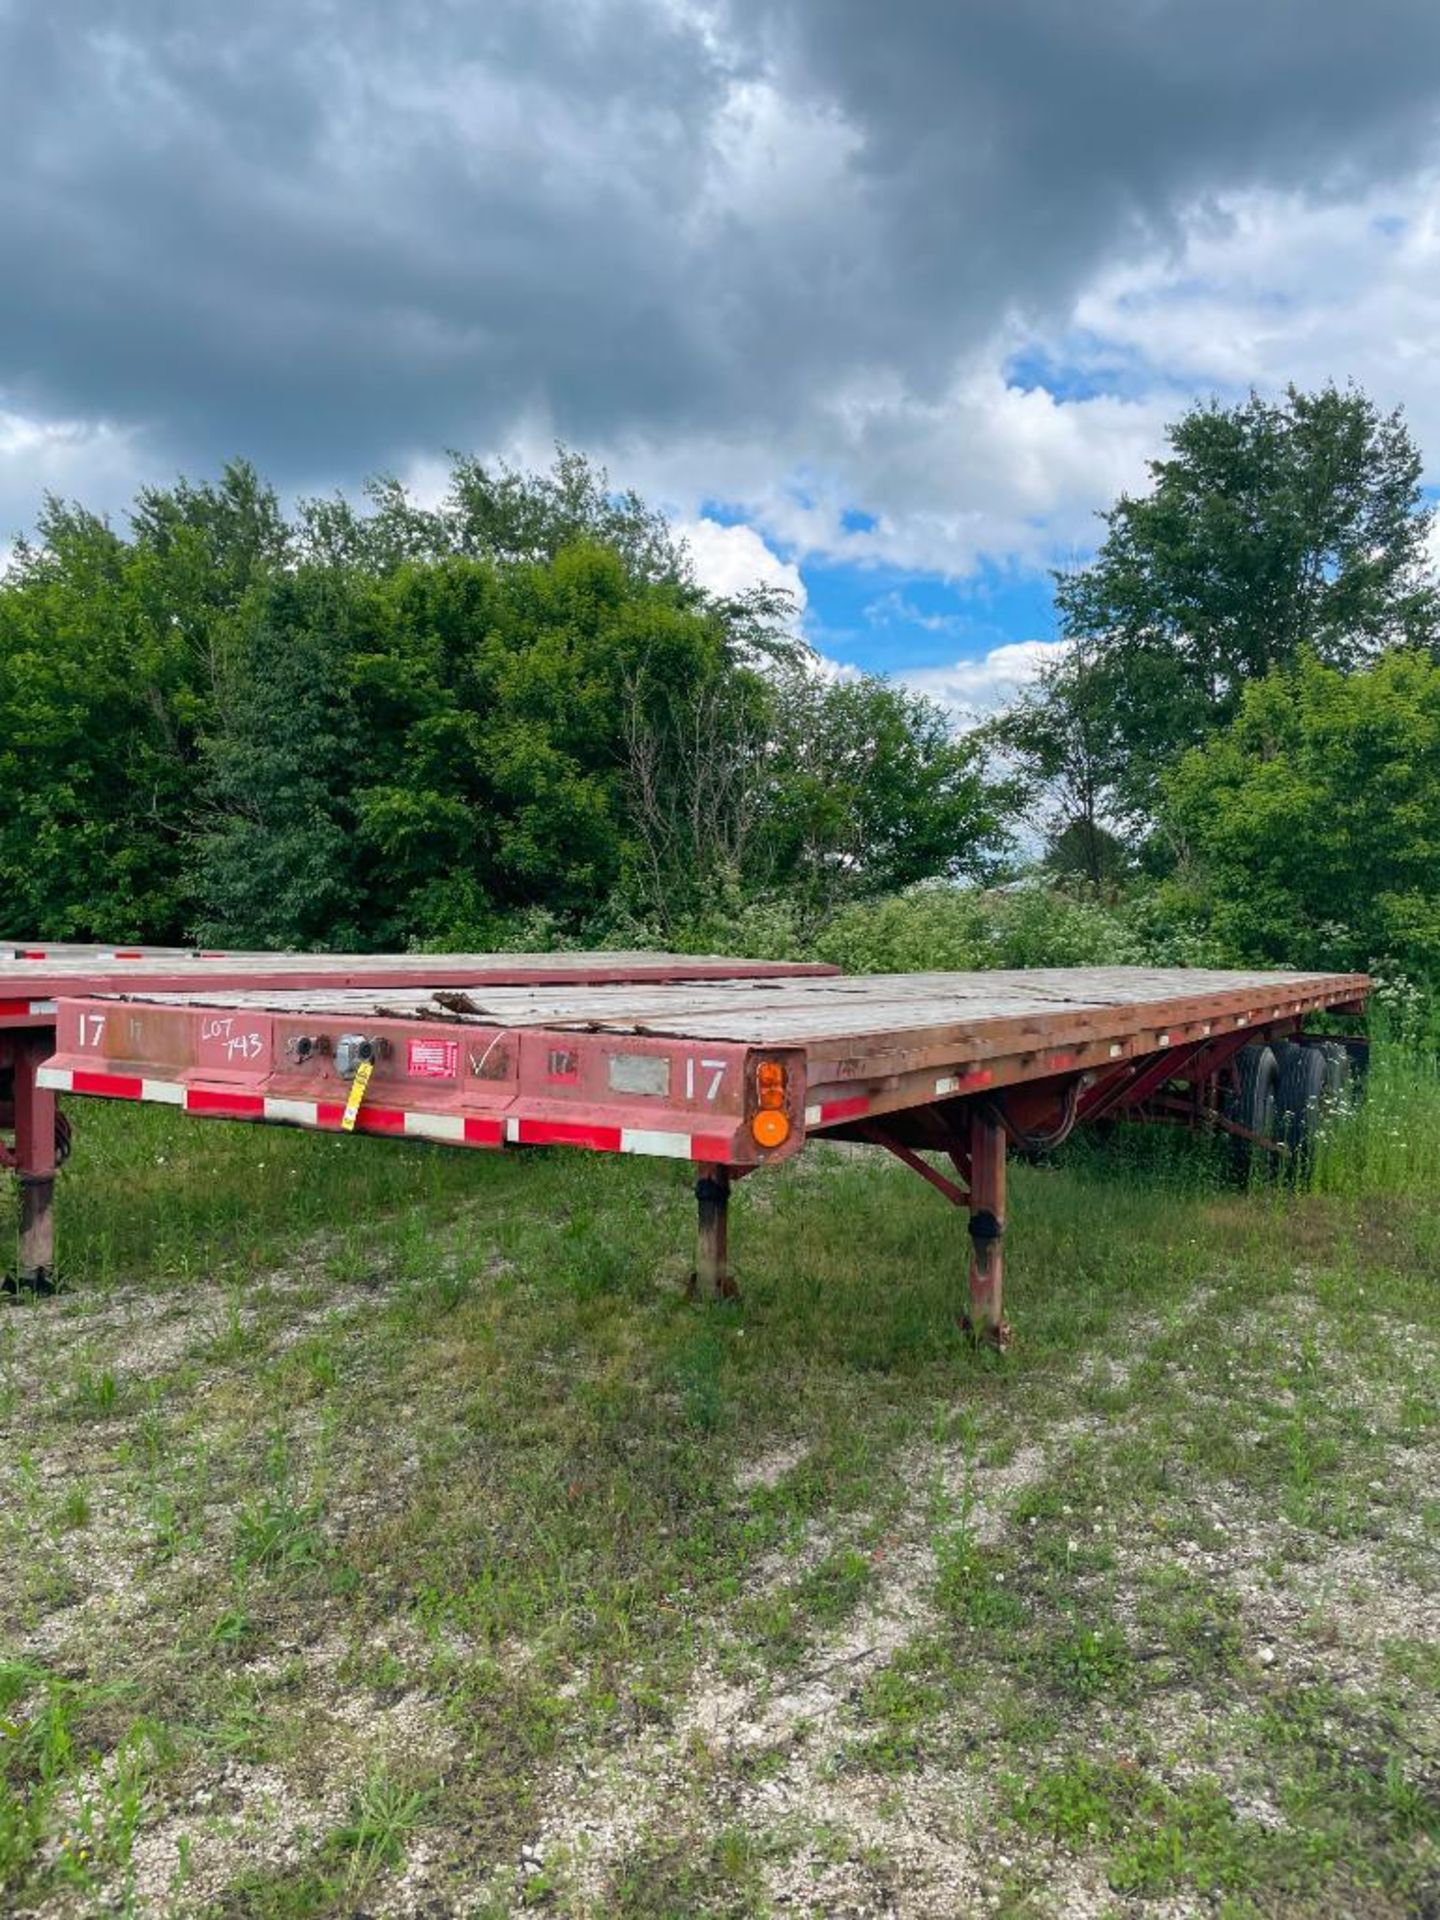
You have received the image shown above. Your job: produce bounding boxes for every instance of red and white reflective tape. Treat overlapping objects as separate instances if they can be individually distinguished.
[0,998,59,1018]
[503,1116,730,1158]
[804,1095,867,1127]
[39,1065,183,1104]
[935,1068,994,1096]
[37,1066,735,1161]
[805,1070,995,1127]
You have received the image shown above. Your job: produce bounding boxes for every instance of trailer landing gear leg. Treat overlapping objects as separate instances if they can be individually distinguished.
[8,1035,58,1296]
[691,1162,738,1302]
[966,1105,1011,1349]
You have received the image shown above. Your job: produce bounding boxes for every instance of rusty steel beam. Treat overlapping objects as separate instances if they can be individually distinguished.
[853,1122,971,1207]
[1080,1026,1256,1125]
[11,1032,57,1292]
[966,1104,1010,1349]
[1098,1039,1213,1117]
[692,1162,738,1302]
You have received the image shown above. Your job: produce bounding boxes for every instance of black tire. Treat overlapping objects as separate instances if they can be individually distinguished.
[1276,1040,1327,1170]
[1226,1043,1279,1178]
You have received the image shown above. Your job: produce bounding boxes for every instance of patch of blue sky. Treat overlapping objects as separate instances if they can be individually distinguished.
[801,556,1060,674]
[1003,329,1210,405]
[1003,342,1133,403]
[695,497,752,527]
[840,506,878,533]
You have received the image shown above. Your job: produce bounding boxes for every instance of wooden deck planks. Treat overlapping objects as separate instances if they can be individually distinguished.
[0,949,831,1001]
[112,966,1367,1056]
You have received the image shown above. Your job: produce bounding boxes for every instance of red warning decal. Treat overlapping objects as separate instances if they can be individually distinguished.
[407,1037,459,1080]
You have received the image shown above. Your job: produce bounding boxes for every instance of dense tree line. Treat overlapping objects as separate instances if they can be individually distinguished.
[3,387,1438,994]
[0,454,1005,949]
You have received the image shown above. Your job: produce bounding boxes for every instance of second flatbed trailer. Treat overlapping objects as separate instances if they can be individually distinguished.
[41,965,1368,1340]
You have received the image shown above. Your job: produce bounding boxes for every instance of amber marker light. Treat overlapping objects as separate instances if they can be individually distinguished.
[751,1059,791,1147]
[756,1060,787,1107]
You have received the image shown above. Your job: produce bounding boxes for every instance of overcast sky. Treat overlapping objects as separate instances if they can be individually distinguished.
[5,0,1440,710]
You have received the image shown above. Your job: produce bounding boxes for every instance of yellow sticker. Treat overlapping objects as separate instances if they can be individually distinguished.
[341,1058,374,1132]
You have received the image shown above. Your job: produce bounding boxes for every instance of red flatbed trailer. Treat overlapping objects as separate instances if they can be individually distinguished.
[0,949,834,1290]
[42,964,1368,1340]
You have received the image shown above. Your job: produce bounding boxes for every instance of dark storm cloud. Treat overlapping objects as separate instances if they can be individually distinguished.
[2,0,1439,487]
[0,0,730,471]
[728,0,1440,361]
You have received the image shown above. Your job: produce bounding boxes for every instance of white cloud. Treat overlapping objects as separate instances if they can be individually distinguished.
[606,368,1163,584]
[808,650,863,685]
[675,515,807,607]
[1053,173,1440,463]
[598,175,1440,594]
[900,639,1068,723]
[0,404,147,558]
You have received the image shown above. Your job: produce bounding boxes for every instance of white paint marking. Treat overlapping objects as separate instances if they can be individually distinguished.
[404,1111,465,1144]
[620,1128,692,1159]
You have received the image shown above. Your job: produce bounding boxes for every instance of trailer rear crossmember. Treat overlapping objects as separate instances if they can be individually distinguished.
[39,965,1368,1343]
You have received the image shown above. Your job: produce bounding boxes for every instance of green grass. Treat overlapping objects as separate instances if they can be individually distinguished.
[1312,1040,1440,1200]
[0,1052,1436,1917]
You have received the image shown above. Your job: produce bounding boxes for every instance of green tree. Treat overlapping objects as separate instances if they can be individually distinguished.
[0,461,290,940]
[127,461,290,719]
[764,673,1008,926]
[1022,385,1438,830]
[0,505,199,939]
[1160,648,1440,983]
[293,445,688,584]
[194,569,373,949]
[986,632,1129,883]
[193,542,759,947]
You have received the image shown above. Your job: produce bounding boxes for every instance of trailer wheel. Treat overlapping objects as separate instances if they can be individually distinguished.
[1276,1040,1327,1171]
[1226,1043,1279,1178]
